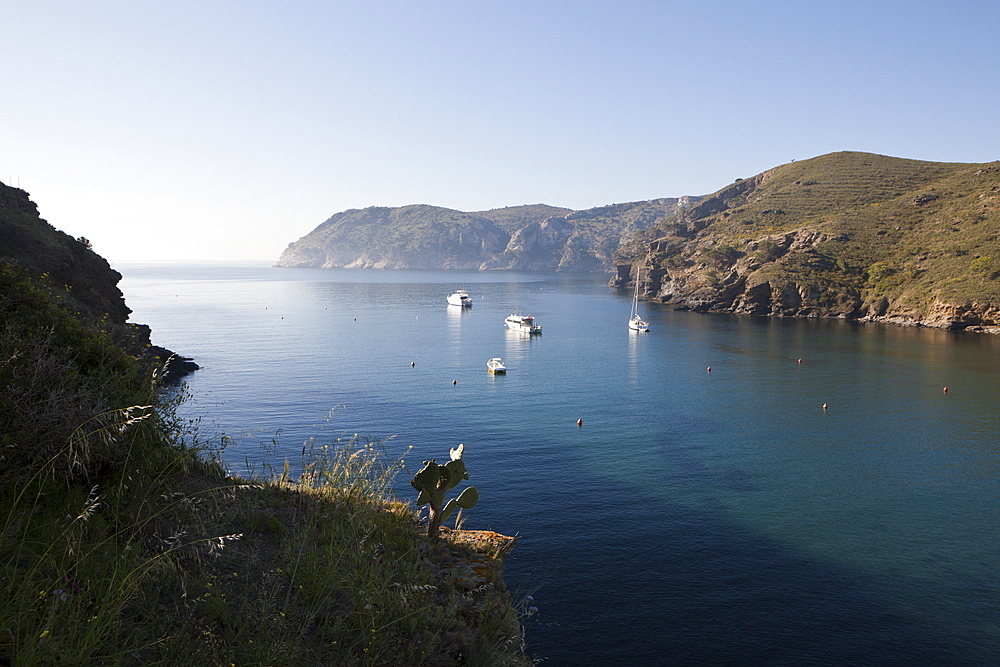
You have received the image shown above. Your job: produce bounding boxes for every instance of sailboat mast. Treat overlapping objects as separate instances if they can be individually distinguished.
[632,264,641,318]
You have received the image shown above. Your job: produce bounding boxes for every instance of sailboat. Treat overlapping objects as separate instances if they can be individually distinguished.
[628,269,650,332]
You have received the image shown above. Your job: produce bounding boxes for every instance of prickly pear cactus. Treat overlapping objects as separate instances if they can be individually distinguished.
[411,444,479,538]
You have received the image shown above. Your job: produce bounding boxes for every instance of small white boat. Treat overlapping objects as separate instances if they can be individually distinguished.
[447,289,473,307]
[628,314,650,333]
[505,313,541,334]
[487,357,507,374]
[628,270,650,332]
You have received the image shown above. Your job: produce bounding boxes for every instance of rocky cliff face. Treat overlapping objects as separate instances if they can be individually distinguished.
[0,182,198,378]
[277,199,698,273]
[612,152,1000,333]
[0,184,130,323]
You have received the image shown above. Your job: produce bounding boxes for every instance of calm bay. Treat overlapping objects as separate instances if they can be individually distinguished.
[119,262,1000,665]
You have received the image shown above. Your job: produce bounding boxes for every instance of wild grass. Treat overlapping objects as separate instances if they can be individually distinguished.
[1,263,529,665]
[2,433,529,665]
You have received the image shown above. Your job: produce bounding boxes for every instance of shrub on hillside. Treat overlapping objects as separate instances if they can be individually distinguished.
[0,263,150,485]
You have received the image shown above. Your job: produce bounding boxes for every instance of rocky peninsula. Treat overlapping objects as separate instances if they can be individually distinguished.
[611,152,1000,332]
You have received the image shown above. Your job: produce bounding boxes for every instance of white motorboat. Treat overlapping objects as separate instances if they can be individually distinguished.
[487,357,507,374]
[447,289,473,307]
[628,270,650,332]
[505,313,541,334]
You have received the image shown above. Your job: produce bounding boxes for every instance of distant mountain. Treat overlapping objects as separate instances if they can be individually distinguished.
[276,199,699,273]
[611,151,1000,332]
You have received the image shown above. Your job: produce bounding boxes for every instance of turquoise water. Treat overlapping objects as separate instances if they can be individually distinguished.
[120,263,1000,665]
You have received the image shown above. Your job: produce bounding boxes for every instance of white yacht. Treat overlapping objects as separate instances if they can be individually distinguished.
[628,314,650,333]
[505,313,541,334]
[447,289,473,307]
[487,357,507,374]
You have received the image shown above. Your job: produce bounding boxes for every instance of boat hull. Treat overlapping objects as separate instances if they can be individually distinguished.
[629,316,650,332]
[487,358,507,373]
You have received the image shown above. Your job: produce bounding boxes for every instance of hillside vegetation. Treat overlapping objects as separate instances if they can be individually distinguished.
[1,185,529,665]
[612,151,1000,331]
[277,198,698,273]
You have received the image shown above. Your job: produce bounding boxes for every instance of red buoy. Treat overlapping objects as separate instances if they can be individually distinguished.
[576,418,583,427]
[943,386,948,393]
[822,403,828,410]
[707,366,712,373]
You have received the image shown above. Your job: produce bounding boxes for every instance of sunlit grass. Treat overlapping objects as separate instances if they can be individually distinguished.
[3,427,530,665]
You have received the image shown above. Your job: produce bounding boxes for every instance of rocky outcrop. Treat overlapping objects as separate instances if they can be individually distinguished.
[877,299,1000,333]
[617,227,861,317]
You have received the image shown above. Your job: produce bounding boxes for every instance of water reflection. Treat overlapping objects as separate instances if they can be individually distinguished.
[627,327,643,384]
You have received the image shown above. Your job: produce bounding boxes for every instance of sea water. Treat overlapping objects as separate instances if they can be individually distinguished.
[119,262,1000,665]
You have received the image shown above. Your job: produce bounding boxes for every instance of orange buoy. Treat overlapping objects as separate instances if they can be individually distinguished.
[943,386,948,393]
[576,418,583,427]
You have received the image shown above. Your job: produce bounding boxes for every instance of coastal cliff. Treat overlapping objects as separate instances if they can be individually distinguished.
[0,183,129,322]
[612,152,1000,332]
[0,182,198,379]
[277,198,698,273]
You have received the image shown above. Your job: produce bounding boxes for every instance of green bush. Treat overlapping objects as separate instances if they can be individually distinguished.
[0,264,149,485]
[865,261,896,285]
[970,256,998,279]
[754,240,783,263]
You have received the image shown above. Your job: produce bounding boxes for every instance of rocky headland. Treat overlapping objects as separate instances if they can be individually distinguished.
[611,152,1000,332]
[277,198,699,273]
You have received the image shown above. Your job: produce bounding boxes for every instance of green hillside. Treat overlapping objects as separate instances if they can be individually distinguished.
[615,152,1000,330]
[1,184,528,665]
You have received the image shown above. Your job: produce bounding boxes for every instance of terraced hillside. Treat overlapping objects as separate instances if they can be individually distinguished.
[612,151,1000,331]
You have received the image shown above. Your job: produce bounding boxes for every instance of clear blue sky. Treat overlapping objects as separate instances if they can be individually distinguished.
[3,1,999,261]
